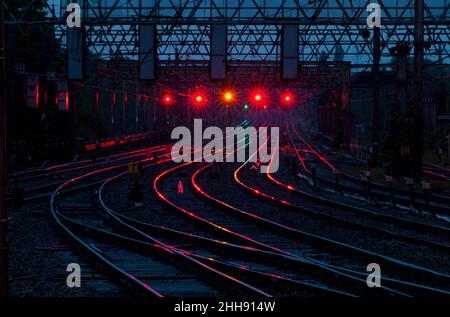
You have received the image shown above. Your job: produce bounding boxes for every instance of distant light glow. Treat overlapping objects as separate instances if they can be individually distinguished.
[65,92,69,111]
[36,82,39,108]
[281,91,295,108]
[162,94,173,105]
[220,87,237,105]
[190,87,208,109]
[248,84,270,110]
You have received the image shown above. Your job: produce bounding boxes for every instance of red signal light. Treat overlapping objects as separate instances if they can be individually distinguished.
[248,84,269,110]
[281,91,295,108]
[190,88,208,109]
[162,94,174,105]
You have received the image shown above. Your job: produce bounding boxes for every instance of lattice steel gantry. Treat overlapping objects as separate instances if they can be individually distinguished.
[2,0,449,66]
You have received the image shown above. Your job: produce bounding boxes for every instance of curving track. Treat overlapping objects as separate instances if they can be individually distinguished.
[10,117,449,297]
[187,120,450,296]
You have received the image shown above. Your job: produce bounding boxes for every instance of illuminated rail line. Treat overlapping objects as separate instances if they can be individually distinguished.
[35,116,449,297]
[150,119,439,295]
[49,147,271,297]
[223,121,450,295]
[11,145,167,182]
[150,120,402,296]
[9,145,169,203]
[289,122,450,216]
[260,123,450,249]
[99,165,355,297]
[48,121,298,297]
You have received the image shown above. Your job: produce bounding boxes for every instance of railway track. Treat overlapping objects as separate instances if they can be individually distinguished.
[100,161,356,297]
[8,145,169,203]
[197,164,449,295]
[290,121,450,222]
[48,148,261,297]
[150,120,446,296]
[262,123,450,248]
[291,123,450,216]
[49,121,343,297]
[13,118,447,297]
[146,122,366,296]
[187,120,450,296]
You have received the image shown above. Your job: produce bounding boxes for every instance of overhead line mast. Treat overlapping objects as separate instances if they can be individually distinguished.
[0,0,8,298]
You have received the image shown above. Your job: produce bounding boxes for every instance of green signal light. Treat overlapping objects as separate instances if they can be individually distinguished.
[243,104,249,109]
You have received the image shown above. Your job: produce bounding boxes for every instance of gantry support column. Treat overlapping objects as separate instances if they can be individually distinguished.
[413,0,424,180]
[371,26,381,165]
[396,41,409,116]
[0,0,8,298]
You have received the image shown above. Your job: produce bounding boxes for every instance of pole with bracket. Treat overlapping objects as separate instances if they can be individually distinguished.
[371,26,381,166]
[333,169,341,194]
[0,0,8,297]
[406,177,416,210]
[413,0,424,181]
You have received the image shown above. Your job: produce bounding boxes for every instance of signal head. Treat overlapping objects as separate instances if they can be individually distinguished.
[248,85,269,110]
[281,91,295,108]
[220,87,237,105]
[162,94,173,105]
[190,88,208,109]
